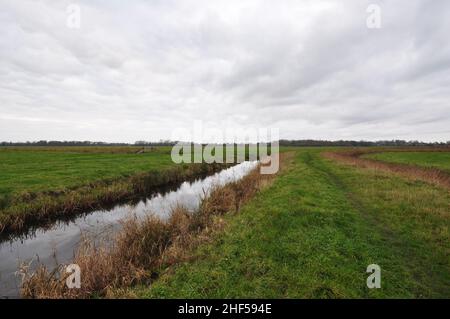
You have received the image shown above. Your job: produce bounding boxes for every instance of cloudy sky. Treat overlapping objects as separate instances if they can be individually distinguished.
[1,0,449,142]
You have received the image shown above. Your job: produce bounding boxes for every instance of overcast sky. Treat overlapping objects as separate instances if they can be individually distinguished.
[1,0,449,142]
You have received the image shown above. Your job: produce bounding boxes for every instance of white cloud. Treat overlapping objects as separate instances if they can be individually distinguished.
[0,0,449,142]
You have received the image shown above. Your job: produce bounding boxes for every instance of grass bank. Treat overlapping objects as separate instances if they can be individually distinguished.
[133,149,449,298]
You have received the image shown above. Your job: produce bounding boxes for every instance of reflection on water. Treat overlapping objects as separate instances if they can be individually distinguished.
[0,161,258,298]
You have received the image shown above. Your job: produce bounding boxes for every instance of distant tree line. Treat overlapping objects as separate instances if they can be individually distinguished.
[0,140,175,147]
[1,139,449,147]
[134,140,176,146]
[279,139,450,147]
[0,140,131,147]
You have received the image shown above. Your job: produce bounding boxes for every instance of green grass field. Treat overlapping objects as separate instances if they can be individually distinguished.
[1,146,449,297]
[364,151,450,173]
[0,145,271,199]
[136,148,450,298]
[0,147,175,198]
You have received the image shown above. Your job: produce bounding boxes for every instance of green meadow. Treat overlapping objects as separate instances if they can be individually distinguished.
[0,147,175,198]
[136,148,450,298]
[0,145,268,200]
[365,151,450,173]
[1,146,448,298]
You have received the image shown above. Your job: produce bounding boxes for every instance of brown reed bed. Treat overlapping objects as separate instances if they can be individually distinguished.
[19,157,283,299]
[324,149,450,190]
[0,163,229,239]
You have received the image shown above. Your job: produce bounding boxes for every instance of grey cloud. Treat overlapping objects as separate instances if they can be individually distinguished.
[0,0,449,142]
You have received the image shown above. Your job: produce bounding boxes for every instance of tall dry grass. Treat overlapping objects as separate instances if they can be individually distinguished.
[324,150,450,190]
[20,162,275,299]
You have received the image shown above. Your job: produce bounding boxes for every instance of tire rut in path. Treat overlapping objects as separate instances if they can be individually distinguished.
[302,152,448,295]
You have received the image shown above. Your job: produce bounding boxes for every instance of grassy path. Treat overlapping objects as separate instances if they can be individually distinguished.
[135,149,449,298]
[309,151,449,297]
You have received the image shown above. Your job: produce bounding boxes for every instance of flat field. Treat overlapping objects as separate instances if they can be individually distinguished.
[0,146,174,198]
[364,151,450,173]
[0,145,268,199]
[2,146,449,298]
[135,148,450,298]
